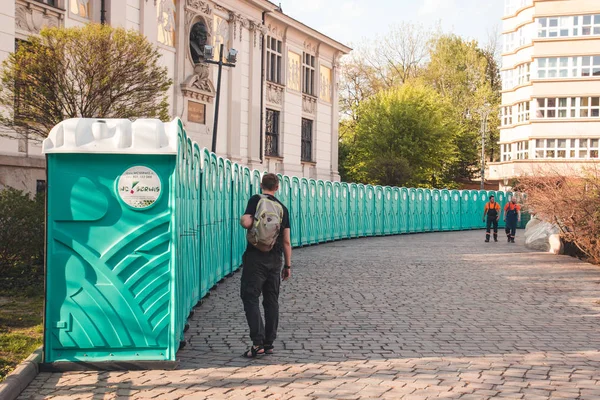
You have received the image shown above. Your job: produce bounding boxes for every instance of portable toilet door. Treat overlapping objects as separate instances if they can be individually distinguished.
[231,163,242,273]
[431,190,441,232]
[316,181,326,243]
[383,187,394,235]
[222,159,233,276]
[496,191,507,228]
[332,182,342,240]
[340,183,350,239]
[423,189,432,232]
[450,190,461,230]
[216,158,227,282]
[324,181,334,241]
[299,178,310,246]
[357,184,366,237]
[365,186,375,236]
[469,190,480,230]
[408,188,417,233]
[308,179,318,244]
[390,188,401,235]
[290,177,301,247]
[399,188,409,233]
[440,190,451,231]
[415,189,425,232]
[374,186,384,236]
[460,191,471,230]
[348,184,358,238]
[479,190,490,229]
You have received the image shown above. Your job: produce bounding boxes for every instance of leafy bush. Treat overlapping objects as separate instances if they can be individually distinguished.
[0,188,44,293]
[516,167,600,264]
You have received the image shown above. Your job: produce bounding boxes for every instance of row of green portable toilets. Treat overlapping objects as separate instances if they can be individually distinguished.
[42,119,526,367]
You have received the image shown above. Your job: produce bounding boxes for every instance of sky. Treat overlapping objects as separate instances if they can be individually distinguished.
[278,0,504,51]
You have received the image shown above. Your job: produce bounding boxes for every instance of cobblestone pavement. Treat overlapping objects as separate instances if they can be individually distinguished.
[19,231,600,399]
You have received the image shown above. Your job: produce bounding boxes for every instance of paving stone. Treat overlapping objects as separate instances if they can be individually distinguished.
[17,232,600,400]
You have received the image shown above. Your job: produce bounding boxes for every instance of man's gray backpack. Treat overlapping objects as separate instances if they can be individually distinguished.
[247,195,284,252]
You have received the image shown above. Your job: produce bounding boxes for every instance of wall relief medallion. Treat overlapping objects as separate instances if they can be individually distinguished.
[186,0,211,15]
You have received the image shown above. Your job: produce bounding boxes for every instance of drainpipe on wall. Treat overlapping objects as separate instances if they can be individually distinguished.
[259,11,267,163]
[100,0,106,24]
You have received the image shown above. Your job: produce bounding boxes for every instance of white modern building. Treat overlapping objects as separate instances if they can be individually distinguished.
[491,0,600,187]
[0,0,350,194]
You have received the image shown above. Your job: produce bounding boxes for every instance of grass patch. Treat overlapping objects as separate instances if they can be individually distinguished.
[0,296,43,382]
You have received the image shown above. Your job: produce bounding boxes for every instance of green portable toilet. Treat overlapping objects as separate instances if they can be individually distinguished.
[231,163,243,270]
[389,188,400,235]
[365,185,375,236]
[290,177,301,247]
[469,190,480,229]
[43,118,181,364]
[383,187,393,235]
[339,183,350,239]
[450,190,461,230]
[478,190,490,229]
[325,181,334,241]
[332,183,342,240]
[399,188,409,233]
[460,191,470,230]
[315,181,325,243]
[441,190,451,231]
[357,185,366,237]
[423,190,432,232]
[299,178,310,246]
[349,184,359,237]
[374,186,384,236]
[307,180,318,244]
[415,189,425,232]
[431,190,441,231]
[199,149,212,297]
[408,188,417,233]
[496,191,507,228]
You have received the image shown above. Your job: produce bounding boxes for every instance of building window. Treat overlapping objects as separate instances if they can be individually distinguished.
[535,98,575,119]
[534,138,600,159]
[36,0,57,6]
[502,69,514,90]
[267,37,283,84]
[517,63,531,85]
[538,15,600,38]
[265,109,280,157]
[70,0,90,18]
[302,53,316,96]
[157,0,176,47]
[36,180,46,195]
[301,118,313,162]
[504,0,532,16]
[501,106,513,126]
[581,56,600,77]
[579,97,600,117]
[517,101,530,123]
[503,24,533,53]
[516,141,529,160]
[502,143,512,162]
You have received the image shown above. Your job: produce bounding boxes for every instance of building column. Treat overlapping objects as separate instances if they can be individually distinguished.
[247,26,263,168]
[330,54,341,181]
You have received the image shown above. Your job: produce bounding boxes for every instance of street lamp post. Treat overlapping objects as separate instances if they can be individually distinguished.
[479,104,493,190]
[203,44,238,154]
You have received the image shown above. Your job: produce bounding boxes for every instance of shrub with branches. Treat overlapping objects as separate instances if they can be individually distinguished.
[516,166,600,264]
[0,24,172,141]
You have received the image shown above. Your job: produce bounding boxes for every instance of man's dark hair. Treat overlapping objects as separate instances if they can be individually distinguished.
[262,173,279,191]
[489,195,495,199]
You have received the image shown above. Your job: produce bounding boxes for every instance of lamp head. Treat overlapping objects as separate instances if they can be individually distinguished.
[203,45,214,60]
[227,49,238,64]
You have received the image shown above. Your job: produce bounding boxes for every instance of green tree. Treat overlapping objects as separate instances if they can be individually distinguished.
[0,24,172,141]
[423,34,500,182]
[344,84,458,188]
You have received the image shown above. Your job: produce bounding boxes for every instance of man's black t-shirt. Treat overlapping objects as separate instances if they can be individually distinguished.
[244,194,290,255]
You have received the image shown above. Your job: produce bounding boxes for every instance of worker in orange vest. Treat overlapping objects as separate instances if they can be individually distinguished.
[504,197,522,243]
[482,195,501,242]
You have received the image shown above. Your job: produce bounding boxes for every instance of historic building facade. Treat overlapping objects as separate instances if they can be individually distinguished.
[490,0,600,187]
[0,0,350,193]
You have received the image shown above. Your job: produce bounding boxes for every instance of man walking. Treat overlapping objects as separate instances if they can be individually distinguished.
[483,195,501,242]
[239,173,292,358]
[504,196,522,243]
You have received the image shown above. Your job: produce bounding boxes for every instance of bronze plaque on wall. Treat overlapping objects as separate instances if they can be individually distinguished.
[188,101,206,124]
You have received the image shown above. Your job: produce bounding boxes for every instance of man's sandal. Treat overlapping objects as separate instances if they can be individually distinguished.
[263,344,274,355]
[242,345,264,358]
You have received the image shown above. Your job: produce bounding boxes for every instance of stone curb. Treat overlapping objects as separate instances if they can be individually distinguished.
[0,346,42,400]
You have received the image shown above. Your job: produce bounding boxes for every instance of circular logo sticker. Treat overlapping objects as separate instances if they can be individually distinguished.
[117,166,162,209]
